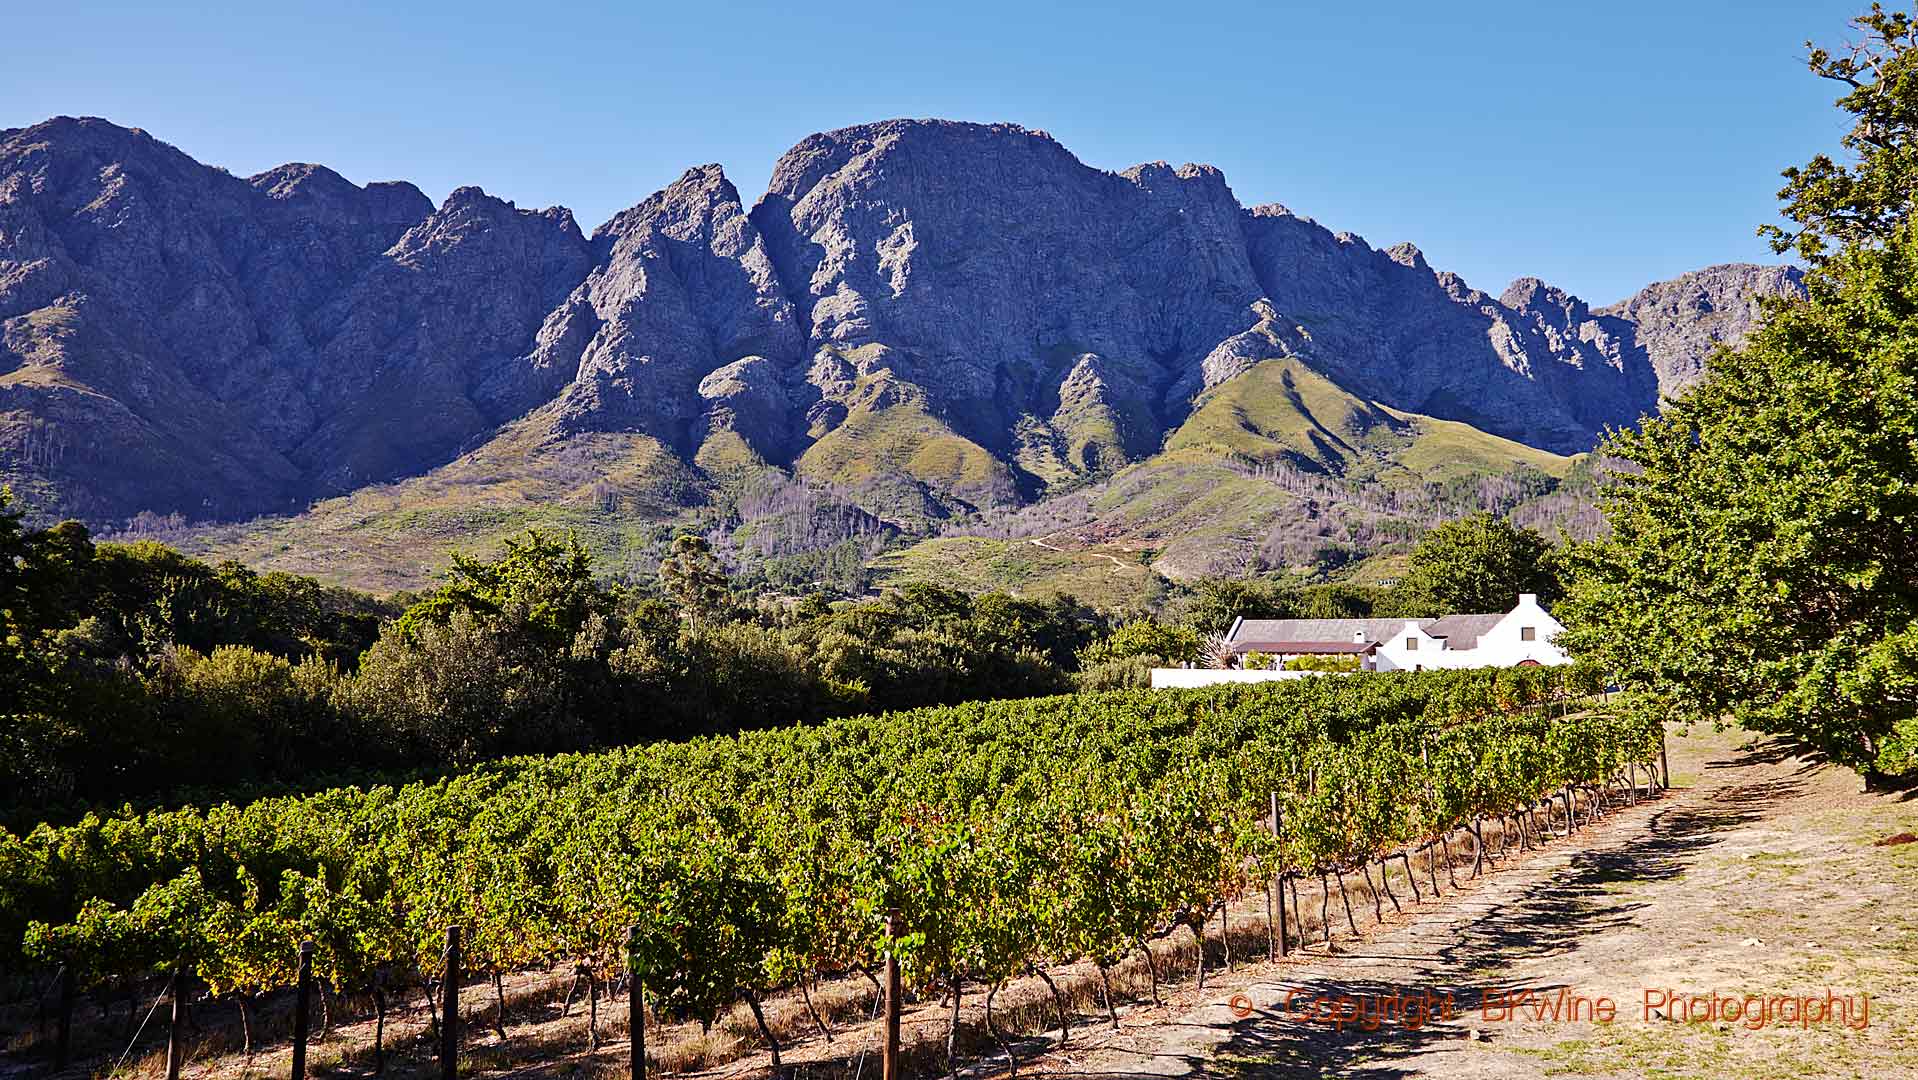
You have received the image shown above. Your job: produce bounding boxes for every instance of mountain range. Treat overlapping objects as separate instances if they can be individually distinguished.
[0,116,1801,594]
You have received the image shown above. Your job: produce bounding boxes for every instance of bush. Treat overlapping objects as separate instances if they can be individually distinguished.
[343,609,579,765]
[1074,656,1155,691]
[1079,619,1202,667]
[1284,654,1361,673]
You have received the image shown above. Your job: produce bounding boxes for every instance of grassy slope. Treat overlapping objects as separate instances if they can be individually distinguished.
[882,359,1579,594]
[1167,358,1575,483]
[172,358,1580,601]
[794,373,1014,527]
[174,421,704,593]
[871,535,1162,614]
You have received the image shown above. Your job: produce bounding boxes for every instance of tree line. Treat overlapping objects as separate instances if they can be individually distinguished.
[0,507,1107,824]
[2,487,1565,825]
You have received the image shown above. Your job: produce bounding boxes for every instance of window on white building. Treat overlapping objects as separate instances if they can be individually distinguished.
[1405,636,1419,650]
[1520,626,1537,641]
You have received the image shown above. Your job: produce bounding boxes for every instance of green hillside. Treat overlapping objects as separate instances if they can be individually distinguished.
[169,358,1585,601]
[1166,358,1577,483]
[174,420,704,593]
[794,372,1017,527]
[872,535,1162,614]
[874,359,1582,595]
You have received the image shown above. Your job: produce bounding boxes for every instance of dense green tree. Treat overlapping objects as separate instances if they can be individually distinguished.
[1,489,86,709]
[1397,513,1559,616]
[1,508,391,817]
[1074,619,1201,691]
[348,609,581,764]
[146,646,350,784]
[1079,620,1202,667]
[1168,577,1295,636]
[1564,6,1918,780]
[1561,229,1918,778]
[788,584,1084,711]
[968,590,1101,670]
[1762,4,1918,263]
[397,530,602,649]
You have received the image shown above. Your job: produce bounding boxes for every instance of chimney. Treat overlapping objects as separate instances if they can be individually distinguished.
[1353,630,1368,644]
[1518,593,1537,607]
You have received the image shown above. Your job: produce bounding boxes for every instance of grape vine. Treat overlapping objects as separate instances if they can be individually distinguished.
[2,666,1658,1054]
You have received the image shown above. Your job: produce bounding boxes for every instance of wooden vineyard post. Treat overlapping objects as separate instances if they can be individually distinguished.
[53,962,73,1071]
[1263,860,1276,960]
[1272,794,1288,958]
[627,926,645,1080]
[165,967,183,1080]
[373,969,388,1076]
[883,910,902,1080]
[441,927,461,1080]
[292,941,314,1080]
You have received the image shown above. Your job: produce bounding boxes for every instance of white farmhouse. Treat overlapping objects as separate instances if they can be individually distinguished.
[1364,593,1569,671]
[1149,593,1567,687]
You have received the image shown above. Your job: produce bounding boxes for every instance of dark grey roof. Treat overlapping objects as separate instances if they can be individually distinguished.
[1227,640,1378,655]
[1227,618,1428,646]
[1422,613,1506,651]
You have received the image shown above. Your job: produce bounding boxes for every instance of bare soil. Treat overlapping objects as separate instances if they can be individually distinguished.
[1026,723,1918,1080]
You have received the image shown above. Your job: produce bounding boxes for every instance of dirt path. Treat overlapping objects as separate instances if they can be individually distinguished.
[1027,725,1918,1080]
[1028,537,1130,573]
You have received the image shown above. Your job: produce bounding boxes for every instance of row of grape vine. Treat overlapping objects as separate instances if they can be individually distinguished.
[0,666,1659,1067]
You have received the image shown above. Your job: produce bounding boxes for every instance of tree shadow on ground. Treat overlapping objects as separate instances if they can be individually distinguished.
[1061,773,1802,1080]
[1709,733,1918,801]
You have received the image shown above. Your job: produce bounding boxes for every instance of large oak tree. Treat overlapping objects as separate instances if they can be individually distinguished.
[1562,5,1918,779]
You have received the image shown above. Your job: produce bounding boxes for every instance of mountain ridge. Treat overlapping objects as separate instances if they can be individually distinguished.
[1,115,1801,574]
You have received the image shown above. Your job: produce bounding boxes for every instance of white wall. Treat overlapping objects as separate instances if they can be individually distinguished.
[1467,594,1570,666]
[1148,668,1346,689]
[1374,595,1570,671]
[1374,621,1440,673]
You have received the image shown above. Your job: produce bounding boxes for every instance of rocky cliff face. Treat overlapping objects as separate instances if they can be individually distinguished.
[745,121,1280,508]
[0,117,590,518]
[1598,263,1804,396]
[529,163,804,459]
[1236,207,1669,451]
[0,116,1802,527]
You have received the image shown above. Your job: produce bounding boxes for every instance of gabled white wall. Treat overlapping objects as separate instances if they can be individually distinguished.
[1465,593,1570,667]
[1374,621,1441,672]
[1372,596,1571,671]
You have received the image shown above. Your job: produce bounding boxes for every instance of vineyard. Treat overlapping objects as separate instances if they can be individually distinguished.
[0,666,1662,1075]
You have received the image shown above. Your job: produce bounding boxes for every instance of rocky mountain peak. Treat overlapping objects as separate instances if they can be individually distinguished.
[0,116,1807,527]
[245,163,433,229]
[1384,242,1429,271]
[249,162,356,200]
[597,163,740,244]
[1599,262,1805,395]
[1501,276,1589,322]
[534,156,800,452]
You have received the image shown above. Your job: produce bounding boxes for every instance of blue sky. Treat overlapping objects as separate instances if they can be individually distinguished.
[5,0,1861,304]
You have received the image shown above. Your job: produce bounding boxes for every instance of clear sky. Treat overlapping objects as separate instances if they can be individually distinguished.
[5,0,1863,305]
